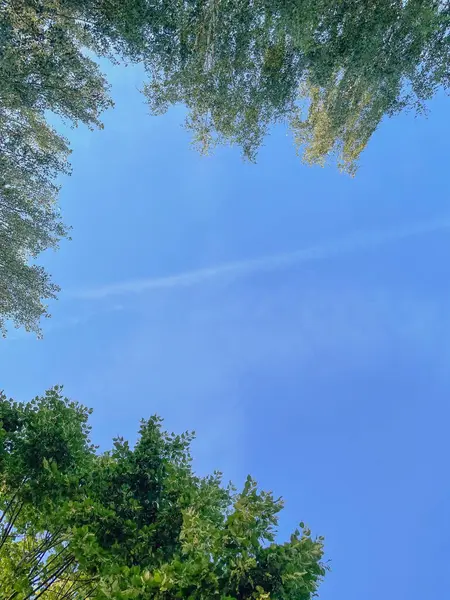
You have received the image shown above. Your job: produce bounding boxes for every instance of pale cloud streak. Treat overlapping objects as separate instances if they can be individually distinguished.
[76,217,450,299]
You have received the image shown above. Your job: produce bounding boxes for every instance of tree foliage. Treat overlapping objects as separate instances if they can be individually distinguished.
[0,108,70,337]
[144,0,306,162]
[0,0,113,336]
[143,0,450,171]
[0,0,177,336]
[0,387,327,599]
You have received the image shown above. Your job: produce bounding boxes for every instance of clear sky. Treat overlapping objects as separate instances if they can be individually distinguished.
[2,62,450,599]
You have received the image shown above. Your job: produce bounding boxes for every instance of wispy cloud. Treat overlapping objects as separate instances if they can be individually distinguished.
[76,217,450,299]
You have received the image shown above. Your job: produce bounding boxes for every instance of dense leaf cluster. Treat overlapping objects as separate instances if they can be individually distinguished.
[0,388,327,599]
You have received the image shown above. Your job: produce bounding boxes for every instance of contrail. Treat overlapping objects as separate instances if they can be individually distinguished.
[76,217,450,299]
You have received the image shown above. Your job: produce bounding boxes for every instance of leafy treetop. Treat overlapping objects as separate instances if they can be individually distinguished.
[0,387,327,600]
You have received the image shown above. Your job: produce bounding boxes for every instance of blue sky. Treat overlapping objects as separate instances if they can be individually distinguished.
[2,61,450,599]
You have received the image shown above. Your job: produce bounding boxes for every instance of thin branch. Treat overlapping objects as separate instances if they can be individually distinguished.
[0,500,23,551]
[23,556,75,600]
[29,544,70,584]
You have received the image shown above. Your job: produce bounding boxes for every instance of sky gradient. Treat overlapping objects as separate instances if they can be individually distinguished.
[1,62,450,599]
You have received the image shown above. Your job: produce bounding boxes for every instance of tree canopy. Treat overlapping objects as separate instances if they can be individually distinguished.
[0,387,327,599]
[1,0,449,336]
[143,0,450,171]
[0,0,111,336]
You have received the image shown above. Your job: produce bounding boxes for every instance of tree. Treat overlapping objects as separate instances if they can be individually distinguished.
[0,387,327,599]
[143,0,450,172]
[286,0,450,173]
[0,0,174,336]
[0,109,71,337]
[0,386,96,599]
[143,0,305,162]
[0,0,113,336]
